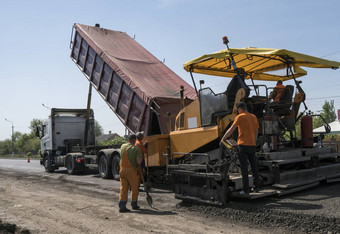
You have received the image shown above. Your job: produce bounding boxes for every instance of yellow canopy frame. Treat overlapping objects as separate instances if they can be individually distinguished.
[183,48,340,81]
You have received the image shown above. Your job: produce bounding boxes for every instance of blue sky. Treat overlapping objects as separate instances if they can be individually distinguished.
[0,0,339,140]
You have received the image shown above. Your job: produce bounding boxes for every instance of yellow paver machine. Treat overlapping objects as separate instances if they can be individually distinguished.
[168,36,340,205]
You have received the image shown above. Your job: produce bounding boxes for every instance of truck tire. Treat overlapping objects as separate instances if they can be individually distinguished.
[111,154,120,181]
[44,154,54,173]
[66,156,76,175]
[98,155,113,179]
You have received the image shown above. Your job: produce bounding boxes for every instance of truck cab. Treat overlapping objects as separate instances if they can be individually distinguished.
[39,108,95,173]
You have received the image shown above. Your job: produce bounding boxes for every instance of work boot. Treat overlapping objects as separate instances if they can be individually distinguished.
[119,200,130,213]
[131,201,140,210]
[119,207,131,213]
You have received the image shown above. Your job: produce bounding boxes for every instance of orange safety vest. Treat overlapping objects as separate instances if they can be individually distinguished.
[274,84,285,102]
[135,140,146,159]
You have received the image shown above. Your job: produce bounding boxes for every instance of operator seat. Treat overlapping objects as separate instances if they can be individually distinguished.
[226,75,250,109]
[269,85,294,116]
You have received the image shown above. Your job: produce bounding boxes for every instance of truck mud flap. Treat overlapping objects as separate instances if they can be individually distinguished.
[171,170,231,206]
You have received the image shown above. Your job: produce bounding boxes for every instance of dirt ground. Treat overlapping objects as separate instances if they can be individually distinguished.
[0,169,281,234]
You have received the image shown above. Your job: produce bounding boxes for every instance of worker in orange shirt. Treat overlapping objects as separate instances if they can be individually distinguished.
[269,80,285,102]
[119,134,143,212]
[135,132,147,183]
[221,102,260,195]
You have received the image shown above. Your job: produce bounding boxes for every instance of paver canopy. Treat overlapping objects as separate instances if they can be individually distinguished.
[184,48,340,81]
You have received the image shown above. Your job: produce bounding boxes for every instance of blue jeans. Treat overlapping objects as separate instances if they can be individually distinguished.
[237,145,260,193]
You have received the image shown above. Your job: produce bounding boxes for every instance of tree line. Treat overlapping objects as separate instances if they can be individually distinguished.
[0,119,105,156]
[0,119,43,155]
[294,100,336,140]
[312,100,337,129]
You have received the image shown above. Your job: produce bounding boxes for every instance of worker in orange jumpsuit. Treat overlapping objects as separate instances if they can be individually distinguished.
[135,132,147,184]
[118,134,143,213]
[221,102,260,195]
[269,80,285,102]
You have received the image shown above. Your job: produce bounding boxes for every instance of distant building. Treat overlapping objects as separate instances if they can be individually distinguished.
[96,131,120,143]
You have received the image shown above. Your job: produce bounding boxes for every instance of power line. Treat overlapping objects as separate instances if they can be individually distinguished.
[321,51,340,58]
[307,95,340,100]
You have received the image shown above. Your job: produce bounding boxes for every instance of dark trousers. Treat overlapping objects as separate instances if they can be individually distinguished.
[238,145,260,193]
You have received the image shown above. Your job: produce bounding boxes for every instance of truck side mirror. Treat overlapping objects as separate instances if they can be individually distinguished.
[35,127,41,138]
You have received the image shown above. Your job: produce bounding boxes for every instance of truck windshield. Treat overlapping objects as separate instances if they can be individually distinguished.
[199,88,229,126]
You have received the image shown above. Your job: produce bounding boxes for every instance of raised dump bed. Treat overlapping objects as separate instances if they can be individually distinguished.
[70,23,196,135]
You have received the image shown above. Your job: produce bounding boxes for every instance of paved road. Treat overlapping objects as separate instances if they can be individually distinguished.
[0,159,119,191]
[0,159,43,172]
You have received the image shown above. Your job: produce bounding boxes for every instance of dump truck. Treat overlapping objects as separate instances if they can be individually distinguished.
[69,23,196,181]
[68,23,340,205]
[39,23,196,180]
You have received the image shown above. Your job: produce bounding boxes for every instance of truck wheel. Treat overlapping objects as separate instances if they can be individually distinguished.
[66,156,76,175]
[111,154,120,181]
[44,155,54,173]
[99,155,113,179]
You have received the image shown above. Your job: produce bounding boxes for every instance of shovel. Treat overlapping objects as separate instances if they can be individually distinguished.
[139,164,153,208]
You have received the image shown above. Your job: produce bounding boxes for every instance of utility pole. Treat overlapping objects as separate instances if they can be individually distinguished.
[5,118,14,156]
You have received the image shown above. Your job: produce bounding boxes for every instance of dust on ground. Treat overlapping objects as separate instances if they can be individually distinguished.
[0,170,278,234]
